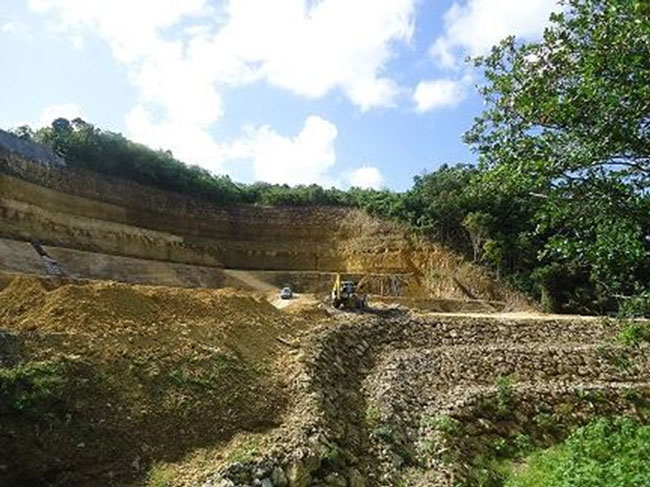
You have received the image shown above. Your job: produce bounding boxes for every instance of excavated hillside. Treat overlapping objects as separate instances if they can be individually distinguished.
[0,277,648,487]
[2,137,648,487]
[0,147,526,309]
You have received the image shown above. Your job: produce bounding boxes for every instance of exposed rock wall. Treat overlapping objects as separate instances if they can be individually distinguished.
[0,153,522,302]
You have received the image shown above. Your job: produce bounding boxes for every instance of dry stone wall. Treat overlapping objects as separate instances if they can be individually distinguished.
[206,314,649,487]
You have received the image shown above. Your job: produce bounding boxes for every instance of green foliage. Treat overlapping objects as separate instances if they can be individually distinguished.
[168,353,256,390]
[365,406,381,427]
[17,118,381,209]
[622,387,643,404]
[424,414,461,436]
[492,433,533,461]
[495,376,514,416]
[0,360,69,414]
[480,376,515,419]
[505,417,650,487]
[321,444,341,463]
[608,352,631,371]
[577,388,605,404]
[465,454,510,487]
[617,322,650,348]
[532,412,555,431]
[464,0,650,313]
[404,164,480,248]
[146,463,174,487]
[492,438,508,457]
[511,434,532,457]
[223,434,265,464]
[374,425,394,442]
[619,291,650,318]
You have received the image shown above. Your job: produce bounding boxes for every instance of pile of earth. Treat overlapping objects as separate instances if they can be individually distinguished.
[0,277,325,487]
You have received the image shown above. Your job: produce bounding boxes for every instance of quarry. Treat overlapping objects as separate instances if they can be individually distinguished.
[1,133,649,487]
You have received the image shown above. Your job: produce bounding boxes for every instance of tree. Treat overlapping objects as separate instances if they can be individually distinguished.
[466,0,650,190]
[405,164,479,248]
[13,125,34,141]
[466,0,650,311]
[463,212,493,262]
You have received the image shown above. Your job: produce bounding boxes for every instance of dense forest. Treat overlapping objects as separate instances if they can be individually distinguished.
[10,0,649,316]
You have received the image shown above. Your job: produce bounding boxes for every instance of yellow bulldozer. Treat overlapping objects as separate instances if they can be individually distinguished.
[331,273,368,310]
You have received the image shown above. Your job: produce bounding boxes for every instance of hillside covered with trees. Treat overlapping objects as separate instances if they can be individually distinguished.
[8,0,649,316]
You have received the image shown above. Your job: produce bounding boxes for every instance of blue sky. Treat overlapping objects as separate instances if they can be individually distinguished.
[0,0,559,191]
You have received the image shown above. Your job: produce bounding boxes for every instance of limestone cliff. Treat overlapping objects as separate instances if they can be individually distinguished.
[0,149,524,303]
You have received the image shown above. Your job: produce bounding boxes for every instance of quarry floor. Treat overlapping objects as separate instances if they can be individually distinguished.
[0,275,648,487]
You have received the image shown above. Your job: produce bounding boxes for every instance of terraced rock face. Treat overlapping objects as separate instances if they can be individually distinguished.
[0,154,523,304]
[207,314,649,487]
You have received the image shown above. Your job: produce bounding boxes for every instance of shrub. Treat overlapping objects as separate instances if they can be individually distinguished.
[619,291,650,318]
[505,417,650,487]
[617,322,650,347]
[424,414,461,436]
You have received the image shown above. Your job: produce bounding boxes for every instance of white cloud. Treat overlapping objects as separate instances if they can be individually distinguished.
[37,103,84,127]
[1,22,19,34]
[28,0,211,63]
[431,0,560,68]
[125,105,227,173]
[413,78,467,112]
[1,21,33,39]
[348,166,383,189]
[206,0,415,110]
[226,115,338,187]
[27,0,415,115]
[28,0,415,178]
[413,0,559,112]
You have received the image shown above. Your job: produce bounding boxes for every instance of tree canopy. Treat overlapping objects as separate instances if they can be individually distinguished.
[463,0,650,312]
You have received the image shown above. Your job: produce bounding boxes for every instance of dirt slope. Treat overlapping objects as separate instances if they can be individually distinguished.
[0,277,321,487]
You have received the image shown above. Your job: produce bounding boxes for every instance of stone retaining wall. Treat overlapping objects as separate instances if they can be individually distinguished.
[207,315,649,487]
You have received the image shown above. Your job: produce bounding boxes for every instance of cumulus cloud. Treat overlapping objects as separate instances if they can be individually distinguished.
[1,20,33,40]
[225,115,338,187]
[412,0,560,113]
[125,105,228,173]
[348,166,383,189]
[28,0,415,180]
[210,0,414,110]
[430,0,560,68]
[413,78,467,112]
[1,22,19,34]
[37,102,84,127]
[27,0,415,115]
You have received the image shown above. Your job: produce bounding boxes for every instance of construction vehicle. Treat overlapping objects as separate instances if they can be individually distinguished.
[280,287,293,300]
[331,273,368,310]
